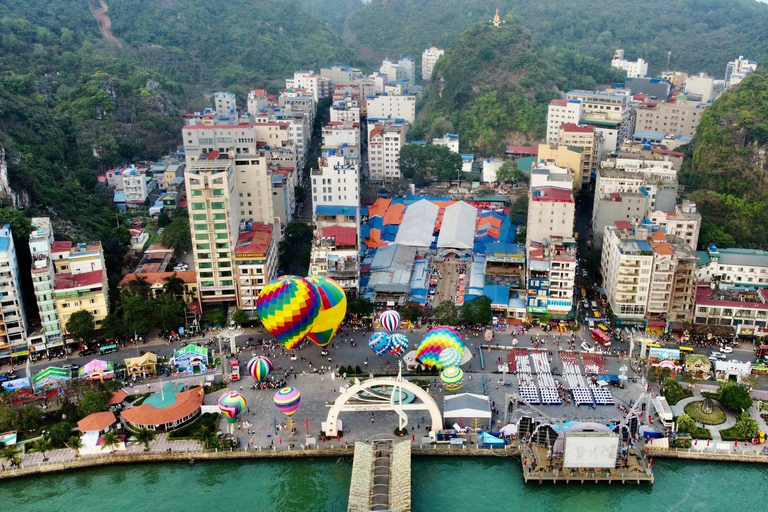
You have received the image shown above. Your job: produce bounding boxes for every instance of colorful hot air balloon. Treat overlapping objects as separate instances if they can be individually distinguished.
[256,276,321,350]
[379,310,400,333]
[389,333,409,358]
[438,347,462,369]
[369,332,391,356]
[441,367,464,392]
[305,276,347,347]
[416,326,464,368]
[274,387,301,416]
[218,391,246,423]
[247,356,272,383]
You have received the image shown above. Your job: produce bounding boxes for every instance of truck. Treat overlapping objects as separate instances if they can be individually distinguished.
[755,345,768,359]
[652,396,674,428]
[230,359,240,381]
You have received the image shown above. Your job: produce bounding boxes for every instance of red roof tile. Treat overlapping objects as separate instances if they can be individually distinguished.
[54,269,104,291]
[561,123,594,133]
[78,411,116,432]
[121,387,204,427]
[51,241,72,254]
[235,224,273,256]
[321,226,357,247]
[119,271,197,288]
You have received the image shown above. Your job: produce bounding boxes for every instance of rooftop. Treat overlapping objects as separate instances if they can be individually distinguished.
[119,271,197,288]
[77,411,116,433]
[121,386,204,427]
[561,123,594,134]
[54,269,104,291]
[235,223,273,257]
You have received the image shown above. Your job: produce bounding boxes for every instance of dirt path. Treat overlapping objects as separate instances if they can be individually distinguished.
[88,0,123,48]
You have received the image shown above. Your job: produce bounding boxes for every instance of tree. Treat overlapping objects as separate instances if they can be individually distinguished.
[66,435,83,456]
[719,382,753,411]
[161,214,191,254]
[434,300,459,325]
[495,159,527,186]
[346,297,374,319]
[47,422,74,448]
[231,309,249,327]
[124,275,152,299]
[203,309,226,327]
[460,296,492,325]
[30,437,52,460]
[13,405,42,432]
[101,312,126,341]
[156,293,184,331]
[734,411,760,439]
[66,310,95,342]
[1,445,21,466]
[399,302,423,323]
[0,208,34,239]
[78,390,111,417]
[101,431,120,453]
[163,273,186,301]
[279,222,313,276]
[662,377,684,397]
[399,144,463,185]
[675,413,697,434]
[193,424,214,449]
[133,428,156,451]
[122,295,155,336]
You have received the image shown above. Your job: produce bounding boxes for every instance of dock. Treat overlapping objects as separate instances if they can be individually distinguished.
[348,439,411,512]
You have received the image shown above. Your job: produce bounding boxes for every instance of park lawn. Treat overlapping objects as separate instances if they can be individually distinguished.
[684,401,727,425]
[720,425,752,441]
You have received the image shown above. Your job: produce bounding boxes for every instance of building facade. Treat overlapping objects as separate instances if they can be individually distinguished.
[367,120,407,182]
[634,100,708,138]
[611,49,648,77]
[546,99,583,144]
[421,46,445,80]
[234,222,278,313]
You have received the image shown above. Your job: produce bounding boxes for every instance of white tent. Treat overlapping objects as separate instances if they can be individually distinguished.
[437,201,477,249]
[443,393,492,428]
[394,199,439,247]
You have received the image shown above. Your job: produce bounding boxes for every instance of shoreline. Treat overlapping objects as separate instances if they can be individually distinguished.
[1,445,765,482]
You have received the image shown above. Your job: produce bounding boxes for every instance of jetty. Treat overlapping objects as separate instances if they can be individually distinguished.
[348,440,411,512]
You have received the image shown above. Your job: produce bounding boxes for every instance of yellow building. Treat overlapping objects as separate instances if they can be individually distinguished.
[118,271,199,303]
[55,269,109,334]
[537,143,585,190]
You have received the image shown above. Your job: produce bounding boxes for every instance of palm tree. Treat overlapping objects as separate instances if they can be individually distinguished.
[1,445,21,467]
[65,435,83,457]
[132,428,156,451]
[126,275,152,299]
[193,425,214,450]
[101,431,120,453]
[30,437,52,461]
[163,273,186,302]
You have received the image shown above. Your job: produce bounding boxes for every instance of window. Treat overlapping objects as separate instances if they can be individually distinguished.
[213,223,227,230]
[195,234,209,241]
[211,202,225,210]
[191,202,206,211]
[196,244,210,250]
[213,189,224,196]
[192,214,207,221]
[191,190,202,196]
[194,223,207,231]
[212,213,226,220]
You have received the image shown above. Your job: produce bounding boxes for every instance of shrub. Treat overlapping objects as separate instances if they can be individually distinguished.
[719,382,752,411]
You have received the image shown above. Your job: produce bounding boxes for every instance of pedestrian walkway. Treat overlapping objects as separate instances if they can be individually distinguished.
[671,395,738,443]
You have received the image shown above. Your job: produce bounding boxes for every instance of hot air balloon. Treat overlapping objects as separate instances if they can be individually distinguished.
[256,276,321,350]
[274,387,301,416]
[388,333,409,357]
[438,347,462,369]
[441,367,464,392]
[247,356,272,383]
[416,326,464,368]
[305,276,347,347]
[379,310,400,333]
[218,391,246,423]
[369,332,391,356]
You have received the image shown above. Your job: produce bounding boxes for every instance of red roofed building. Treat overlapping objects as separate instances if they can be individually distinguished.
[55,268,109,333]
[234,222,278,313]
[121,385,204,432]
[527,185,575,247]
[119,271,198,302]
[505,145,538,158]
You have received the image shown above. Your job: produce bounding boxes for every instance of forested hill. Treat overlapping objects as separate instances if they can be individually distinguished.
[682,68,768,250]
[346,0,768,76]
[410,17,624,156]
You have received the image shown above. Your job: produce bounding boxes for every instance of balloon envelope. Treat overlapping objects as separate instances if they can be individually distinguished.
[274,387,301,416]
[379,310,400,333]
[438,347,462,368]
[389,333,409,357]
[416,326,464,368]
[305,276,347,347]
[369,332,391,356]
[247,356,272,383]
[441,367,464,392]
[256,276,321,350]
[218,391,246,423]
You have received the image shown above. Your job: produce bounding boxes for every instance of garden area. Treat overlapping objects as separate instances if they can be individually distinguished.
[661,378,693,405]
[167,412,225,449]
[674,414,713,439]
[684,400,726,425]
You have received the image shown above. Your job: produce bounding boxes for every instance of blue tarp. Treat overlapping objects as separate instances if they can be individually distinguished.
[478,432,505,446]
[483,285,510,308]
[315,205,358,216]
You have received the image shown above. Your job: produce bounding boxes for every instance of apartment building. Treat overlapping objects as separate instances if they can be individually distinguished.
[536,143,585,189]
[366,94,416,124]
[725,56,757,89]
[323,122,360,148]
[28,218,61,345]
[312,147,360,208]
[684,73,715,103]
[565,90,634,152]
[634,100,708,138]
[647,200,701,251]
[527,237,577,317]
[693,284,768,330]
[526,185,575,246]
[557,123,601,184]
[432,133,459,153]
[546,99,583,143]
[611,49,648,77]
[623,77,671,100]
[285,70,331,102]
[380,57,416,86]
[0,224,27,350]
[247,89,269,115]
[320,65,365,86]
[122,169,154,206]
[367,120,407,182]
[421,46,444,80]
[234,221,278,314]
[214,92,237,122]
[51,241,108,335]
[696,246,768,288]
[310,226,360,294]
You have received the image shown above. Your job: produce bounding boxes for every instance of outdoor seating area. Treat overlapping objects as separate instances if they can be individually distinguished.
[581,353,607,374]
[531,351,561,405]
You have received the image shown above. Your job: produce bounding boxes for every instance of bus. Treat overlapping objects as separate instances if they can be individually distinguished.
[591,328,612,347]
[597,324,609,332]
[679,346,694,353]
[99,344,117,355]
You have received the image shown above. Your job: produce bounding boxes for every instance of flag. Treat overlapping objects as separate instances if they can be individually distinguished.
[649,458,653,468]
[279,437,282,445]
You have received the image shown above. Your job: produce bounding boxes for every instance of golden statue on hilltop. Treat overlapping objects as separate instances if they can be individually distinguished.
[492,8,502,27]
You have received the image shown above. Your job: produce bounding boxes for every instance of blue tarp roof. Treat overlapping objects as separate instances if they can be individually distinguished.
[315,205,358,216]
[483,285,510,307]
[113,191,126,203]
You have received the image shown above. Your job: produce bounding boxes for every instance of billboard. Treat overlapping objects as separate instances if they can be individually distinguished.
[1,377,31,392]
[649,347,680,366]
[563,433,620,468]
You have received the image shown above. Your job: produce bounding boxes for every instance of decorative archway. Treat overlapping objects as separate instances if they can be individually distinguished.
[325,364,442,439]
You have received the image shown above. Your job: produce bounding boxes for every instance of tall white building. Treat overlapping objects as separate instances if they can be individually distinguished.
[601,223,655,323]
[312,147,360,208]
[368,120,407,182]
[421,46,445,80]
[214,92,237,122]
[696,246,768,288]
[565,90,634,153]
[366,94,416,124]
[286,70,332,102]
[725,56,757,88]
[28,218,62,345]
[647,200,701,251]
[380,58,416,86]
[526,186,575,246]
[0,224,27,350]
[432,133,459,153]
[611,49,648,77]
[684,73,715,103]
[320,65,365,86]
[546,99,583,143]
[527,237,577,317]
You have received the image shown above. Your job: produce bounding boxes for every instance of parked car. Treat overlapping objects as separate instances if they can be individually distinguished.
[720,346,733,354]
[62,363,80,370]
[709,352,726,360]
[79,348,96,357]
[581,341,595,353]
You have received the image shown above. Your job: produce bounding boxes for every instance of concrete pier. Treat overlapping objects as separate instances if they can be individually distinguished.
[348,440,411,512]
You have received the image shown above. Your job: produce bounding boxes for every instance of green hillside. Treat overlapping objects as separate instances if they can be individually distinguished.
[411,17,623,156]
[347,0,768,76]
[682,68,768,249]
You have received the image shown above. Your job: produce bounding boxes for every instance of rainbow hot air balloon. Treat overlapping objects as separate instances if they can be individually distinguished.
[369,332,391,356]
[416,326,464,368]
[438,347,462,369]
[256,276,321,350]
[305,276,347,347]
[441,367,464,392]
[247,356,272,383]
[379,310,400,333]
[218,391,246,423]
[388,333,409,358]
[274,387,301,416]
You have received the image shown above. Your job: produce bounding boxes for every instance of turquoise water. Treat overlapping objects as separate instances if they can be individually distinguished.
[1,457,766,511]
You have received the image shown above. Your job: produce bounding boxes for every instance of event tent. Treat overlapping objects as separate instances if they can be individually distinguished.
[443,393,492,429]
[78,359,114,380]
[394,200,439,247]
[437,201,477,249]
[32,367,71,388]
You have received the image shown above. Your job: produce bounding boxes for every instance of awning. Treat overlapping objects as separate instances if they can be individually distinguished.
[46,340,64,348]
[10,349,29,357]
[29,344,47,353]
